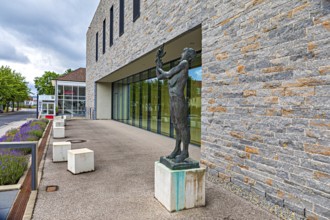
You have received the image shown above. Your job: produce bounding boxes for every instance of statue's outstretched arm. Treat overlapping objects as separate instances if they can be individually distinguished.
[156,60,187,80]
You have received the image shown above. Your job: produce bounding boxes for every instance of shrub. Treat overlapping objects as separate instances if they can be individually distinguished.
[0,150,28,185]
[28,130,43,139]
[6,128,18,137]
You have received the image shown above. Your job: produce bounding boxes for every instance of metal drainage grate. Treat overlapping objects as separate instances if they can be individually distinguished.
[46,185,58,192]
[66,139,87,144]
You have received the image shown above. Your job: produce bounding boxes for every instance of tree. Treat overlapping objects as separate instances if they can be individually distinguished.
[34,71,60,95]
[63,69,72,75]
[0,66,30,112]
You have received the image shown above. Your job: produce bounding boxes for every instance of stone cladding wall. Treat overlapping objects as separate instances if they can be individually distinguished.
[86,0,202,117]
[87,0,330,218]
[201,1,330,219]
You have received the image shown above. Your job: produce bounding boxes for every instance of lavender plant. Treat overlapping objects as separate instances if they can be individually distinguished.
[0,149,28,185]
[0,119,48,185]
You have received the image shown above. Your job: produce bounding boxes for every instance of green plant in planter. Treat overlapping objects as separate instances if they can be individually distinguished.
[0,150,28,185]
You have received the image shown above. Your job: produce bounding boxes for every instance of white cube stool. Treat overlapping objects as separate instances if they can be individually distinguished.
[53,126,65,138]
[53,119,65,127]
[52,142,71,162]
[68,148,94,174]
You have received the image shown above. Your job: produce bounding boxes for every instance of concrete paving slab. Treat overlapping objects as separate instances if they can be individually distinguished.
[32,120,278,220]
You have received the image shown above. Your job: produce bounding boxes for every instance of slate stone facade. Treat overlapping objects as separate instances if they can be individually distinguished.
[87,0,330,219]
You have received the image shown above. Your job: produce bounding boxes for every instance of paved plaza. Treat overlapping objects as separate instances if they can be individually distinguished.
[32,119,278,220]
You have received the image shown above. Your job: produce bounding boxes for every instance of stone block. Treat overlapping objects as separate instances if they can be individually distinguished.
[154,161,205,212]
[53,119,65,127]
[53,126,65,138]
[68,148,94,174]
[52,142,71,162]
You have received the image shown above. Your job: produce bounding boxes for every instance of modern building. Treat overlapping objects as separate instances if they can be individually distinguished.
[86,1,330,219]
[53,68,86,116]
[38,95,55,119]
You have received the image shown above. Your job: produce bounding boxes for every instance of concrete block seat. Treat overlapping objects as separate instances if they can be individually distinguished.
[53,119,65,127]
[68,148,94,174]
[53,126,65,138]
[52,142,71,162]
[155,161,206,212]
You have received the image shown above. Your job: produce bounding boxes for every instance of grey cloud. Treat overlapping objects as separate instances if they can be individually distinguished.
[0,0,98,67]
[0,41,30,63]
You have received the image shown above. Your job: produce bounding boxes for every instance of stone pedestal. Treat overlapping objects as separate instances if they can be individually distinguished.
[53,126,65,138]
[52,142,71,162]
[154,161,205,212]
[68,148,94,174]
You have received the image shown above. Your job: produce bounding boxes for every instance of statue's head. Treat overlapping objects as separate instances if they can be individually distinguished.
[181,48,196,62]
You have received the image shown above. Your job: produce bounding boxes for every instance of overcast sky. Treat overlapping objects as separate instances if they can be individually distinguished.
[0,0,99,87]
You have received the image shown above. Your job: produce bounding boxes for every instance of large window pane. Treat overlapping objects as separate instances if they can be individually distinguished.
[58,85,63,95]
[58,100,63,114]
[79,87,85,96]
[112,82,119,120]
[118,80,123,121]
[73,86,78,99]
[48,103,54,114]
[134,81,140,127]
[111,52,201,145]
[141,72,148,129]
[160,64,170,136]
[122,79,128,123]
[128,77,134,125]
[149,72,158,132]
[64,100,73,114]
[189,66,202,145]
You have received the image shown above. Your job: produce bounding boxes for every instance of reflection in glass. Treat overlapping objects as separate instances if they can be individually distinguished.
[149,77,158,132]
[141,72,148,129]
[111,53,201,145]
[189,66,202,145]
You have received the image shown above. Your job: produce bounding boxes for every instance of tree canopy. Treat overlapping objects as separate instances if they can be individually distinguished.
[0,66,30,111]
[34,71,60,95]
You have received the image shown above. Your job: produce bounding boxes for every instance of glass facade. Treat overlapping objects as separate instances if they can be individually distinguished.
[57,85,86,116]
[112,53,201,145]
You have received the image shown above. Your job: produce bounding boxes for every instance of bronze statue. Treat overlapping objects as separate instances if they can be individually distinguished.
[156,45,196,163]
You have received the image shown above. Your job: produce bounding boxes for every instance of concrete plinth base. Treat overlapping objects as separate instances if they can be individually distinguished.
[53,126,65,138]
[68,148,94,174]
[52,142,71,162]
[154,161,205,212]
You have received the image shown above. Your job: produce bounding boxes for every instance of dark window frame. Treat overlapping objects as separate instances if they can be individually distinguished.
[102,19,106,54]
[119,0,124,36]
[133,0,140,22]
[110,6,114,46]
[96,32,98,62]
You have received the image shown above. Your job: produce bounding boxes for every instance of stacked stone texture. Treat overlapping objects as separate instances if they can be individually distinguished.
[201,0,330,219]
[86,0,202,116]
[87,0,330,219]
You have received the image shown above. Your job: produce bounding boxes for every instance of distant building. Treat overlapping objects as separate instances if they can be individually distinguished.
[86,1,330,219]
[38,95,55,119]
[24,96,37,106]
[53,68,86,116]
